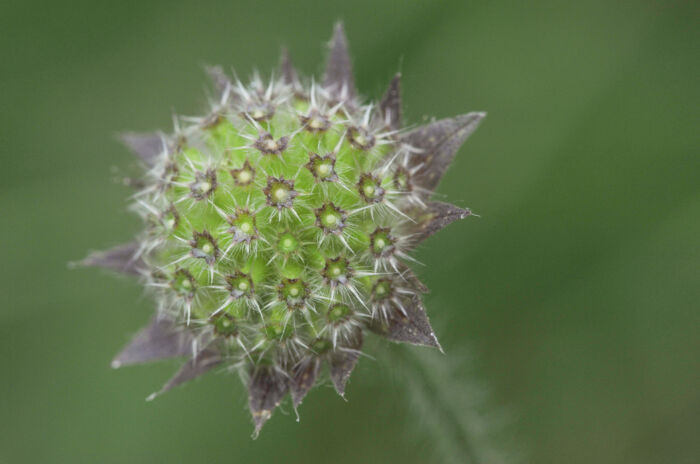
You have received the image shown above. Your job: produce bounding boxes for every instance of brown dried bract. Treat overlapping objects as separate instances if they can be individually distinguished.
[329,329,363,396]
[400,112,485,194]
[323,22,356,101]
[80,241,145,276]
[248,366,289,437]
[369,294,441,350]
[406,201,472,247]
[111,317,194,368]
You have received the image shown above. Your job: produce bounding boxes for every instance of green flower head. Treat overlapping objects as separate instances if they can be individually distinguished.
[82,23,485,436]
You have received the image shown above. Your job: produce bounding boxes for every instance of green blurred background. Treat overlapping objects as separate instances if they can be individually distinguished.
[2,0,698,462]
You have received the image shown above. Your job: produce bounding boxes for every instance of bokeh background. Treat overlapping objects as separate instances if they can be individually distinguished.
[2,0,698,463]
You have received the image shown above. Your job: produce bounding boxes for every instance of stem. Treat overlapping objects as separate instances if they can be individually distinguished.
[385,344,516,464]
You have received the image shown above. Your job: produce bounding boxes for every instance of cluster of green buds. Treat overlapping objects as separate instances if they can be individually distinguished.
[82,23,485,435]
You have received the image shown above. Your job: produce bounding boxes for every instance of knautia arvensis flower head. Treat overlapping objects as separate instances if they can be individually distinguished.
[82,23,485,436]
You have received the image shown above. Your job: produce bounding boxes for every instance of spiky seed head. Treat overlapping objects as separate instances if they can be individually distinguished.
[83,23,486,436]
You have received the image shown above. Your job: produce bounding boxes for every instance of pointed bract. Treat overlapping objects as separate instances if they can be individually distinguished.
[371,295,441,349]
[289,358,320,409]
[407,201,472,247]
[248,367,289,436]
[323,22,355,100]
[119,132,167,167]
[81,241,145,276]
[112,317,194,368]
[205,65,233,99]
[401,112,486,193]
[147,348,222,401]
[379,73,402,130]
[279,47,300,87]
[329,331,363,396]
